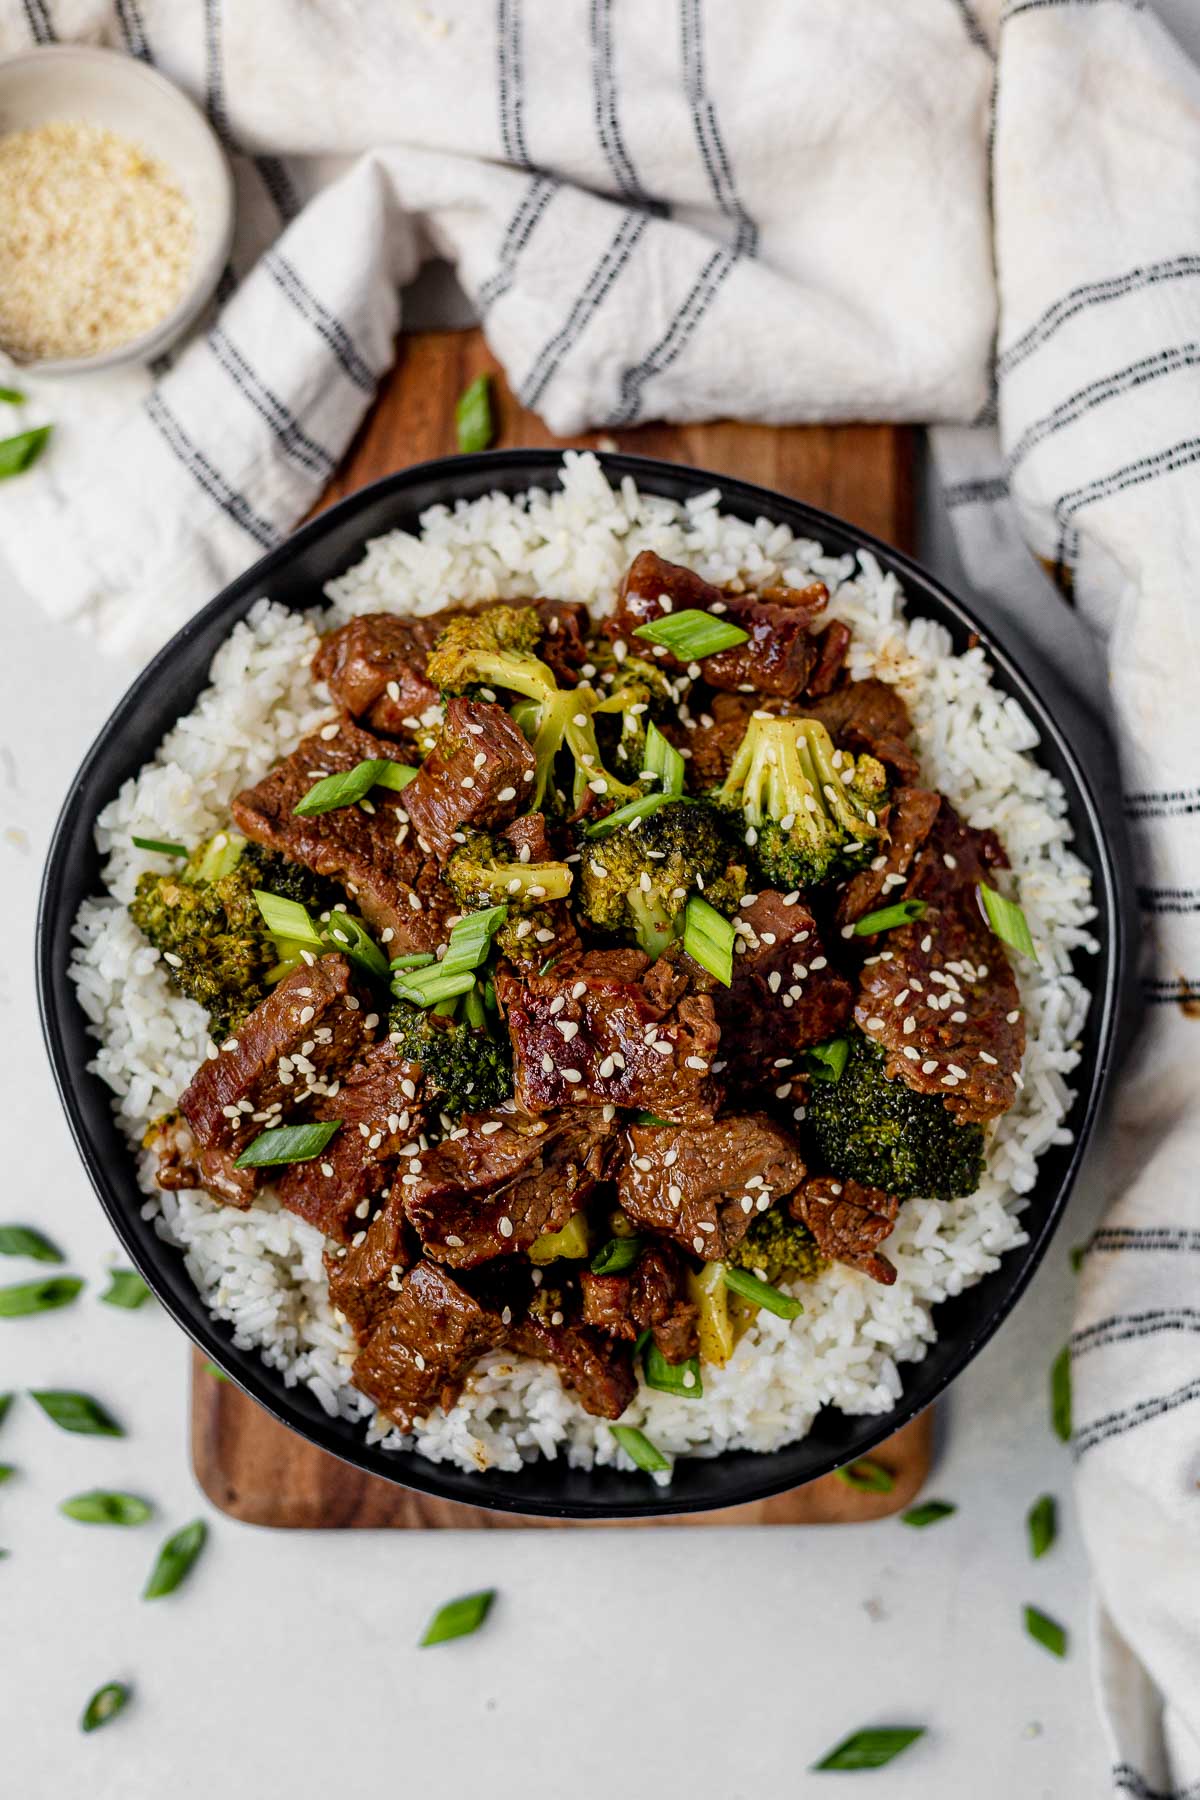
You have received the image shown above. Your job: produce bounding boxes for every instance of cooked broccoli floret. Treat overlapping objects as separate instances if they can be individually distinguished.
[427,606,642,817]
[804,1032,984,1200]
[577,800,746,957]
[444,830,573,911]
[589,651,678,773]
[388,997,512,1116]
[726,1208,828,1284]
[713,715,887,890]
[129,835,343,1040]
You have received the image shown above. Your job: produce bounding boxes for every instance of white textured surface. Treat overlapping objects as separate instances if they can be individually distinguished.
[1,554,1110,1798]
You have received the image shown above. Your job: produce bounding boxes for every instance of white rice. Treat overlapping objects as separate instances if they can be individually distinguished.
[69,453,1097,1482]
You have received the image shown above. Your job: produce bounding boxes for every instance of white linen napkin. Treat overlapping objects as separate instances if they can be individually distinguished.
[2,3,1198,1790]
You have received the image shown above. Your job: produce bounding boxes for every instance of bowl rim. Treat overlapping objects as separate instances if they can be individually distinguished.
[0,43,234,376]
[35,448,1126,1518]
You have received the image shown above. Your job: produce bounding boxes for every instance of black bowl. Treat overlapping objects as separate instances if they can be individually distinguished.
[36,451,1125,1519]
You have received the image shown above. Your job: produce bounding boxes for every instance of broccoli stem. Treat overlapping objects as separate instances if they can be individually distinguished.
[625,885,676,958]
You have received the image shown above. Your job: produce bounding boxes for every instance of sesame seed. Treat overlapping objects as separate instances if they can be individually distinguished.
[541,1052,554,1073]
[498,1216,514,1238]
[534,927,554,943]
[921,934,933,953]
[444,1234,464,1247]
[321,1162,334,1177]
[650,1041,673,1057]
[692,1235,705,1253]
[768,972,782,993]
[903,1017,916,1035]
[386,681,401,702]
[414,1351,426,1371]
[865,1015,885,1031]
[980,1051,998,1065]
[556,1020,580,1042]
[163,950,183,968]
[497,785,517,802]
[668,1185,683,1207]
[351,1231,366,1247]
[903,1046,920,1062]
[950,1010,968,1024]
[480,1120,504,1136]
[685,1056,708,1071]
[922,1059,938,1074]
[1006,1010,1021,1024]
[561,1069,583,1083]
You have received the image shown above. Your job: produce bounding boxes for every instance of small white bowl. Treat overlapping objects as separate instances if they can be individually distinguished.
[0,45,234,375]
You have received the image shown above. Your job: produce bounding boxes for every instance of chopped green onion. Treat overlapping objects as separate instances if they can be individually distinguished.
[582,789,694,837]
[0,1277,83,1317]
[30,1390,123,1436]
[632,608,749,660]
[391,951,437,971]
[1024,1604,1067,1658]
[293,758,397,818]
[61,1490,153,1526]
[1050,1346,1071,1442]
[901,1500,957,1529]
[0,386,26,404]
[203,1361,229,1382]
[100,1270,152,1309]
[642,721,684,797]
[643,1342,703,1398]
[455,373,495,454]
[235,1121,341,1169]
[979,881,1038,960]
[633,1112,673,1128]
[440,905,508,975]
[852,898,928,935]
[1027,1493,1057,1559]
[81,1681,131,1734]
[609,1424,671,1473]
[143,1519,207,1599]
[0,1225,62,1262]
[683,894,735,987]
[374,761,418,791]
[391,966,478,1009]
[253,890,324,948]
[323,911,389,981]
[590,1236,642,1275]
[835,1458,895,1494]
[806,1036,849,1083]
[722,1266,804,1320]
[0,1465,14,1484]
[420,1587,496,1646]
[813,1727,925,1771]
[0,1394,12,1429]
[1070,1242,1087,1273]
[462,981,487,1029]
[131,836,188,857]
[0,424,51,479]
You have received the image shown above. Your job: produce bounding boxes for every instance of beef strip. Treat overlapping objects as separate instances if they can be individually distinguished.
[325,1187,416,1343]
[509,1316,636,1419]
[172,957,375,1207]
[605,551,823,699]
[712,892,853,1084]
[497,947,722,1125]
[804,678,920,783]
[274,1040,424,1239]
[312,613,443,741]
[401,696,535,860]
[616,1113,807,1261]
[401,1107,616,1268]
[790,1176,900,1286]
[853,796,1024,1122]
[579,1243,699,1363]
[501,811,555,864]
[531,599,592,685]
[806,620,853,696]
[352,1262,509,1431]
[836,785,942,928]
[231,717,447,947]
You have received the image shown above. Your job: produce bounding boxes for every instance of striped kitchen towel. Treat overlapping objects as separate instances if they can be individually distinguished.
[2,1,1200,1790]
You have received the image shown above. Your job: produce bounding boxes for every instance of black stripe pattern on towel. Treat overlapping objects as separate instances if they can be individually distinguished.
[1113,1763,1200,1800]
[21,0,55,43]
[144,394,280,552]
[203,0,300,224]
[589,0,663,210]
[207,330,336,479]
[478,175,560,312]
[261,253,378,394]
[1074,1374,1200,1459]
[998,254,1200,377]
[518,210,649,409]
[1072,1307,1200,1357]
[497,0,531,168]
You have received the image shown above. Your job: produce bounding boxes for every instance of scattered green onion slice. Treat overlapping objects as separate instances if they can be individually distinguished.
[0,1464,14,1484]
[852,898,927,936]
[462,981,487,1029]
[0,424,51,479]
[1027,1493,1057,1559]
[100,1270,152,1310]
[1024,1604,1067,1658]
[131,836,188,858]
[0,1277,83,1317]
[1050,1345,1071,1443]
[642,721,684,797]
[61,1490,153,1526]
[722,1266,804,1320]
[0,386,26,404]
[203,1361,229,1382]
[0,1393,12,1429]
[420,1586,496,1646]
[293,758,398,818]
[835,1458,895,1495]
[455,373,495,454]
[392,966,478,1009]
[235,1121,342,1169]
[582,790,693,837]
[590,1236,642,1275]
[440,905,508,975]
[81,1681,131,1734]
[323,911,390,981]
[632,608,749,660]
[30,1390,123,1436]
[609,1424,671,1473]
[813,1726,925,1771]
[806,1037,850,1083]
[643,1342,703,1398]
[683,894,735,987]
[901,1499,957,1529]
[0,1225,62,1262]
[633,1112,673,1128]
[253,890,324,948]
[391,951,437,972]
[143,1519,208,1599]
[374,761,418,791]
[1070,1243,1087,1273]
[979,880,1038,960]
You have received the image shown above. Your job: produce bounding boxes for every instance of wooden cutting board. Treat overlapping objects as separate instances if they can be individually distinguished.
[192,327,928,1528]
